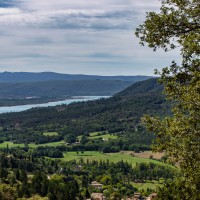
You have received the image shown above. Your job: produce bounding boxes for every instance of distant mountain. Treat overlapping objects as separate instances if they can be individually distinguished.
[0,80,133,98]
[0,72,153,83]
[0,72,153,98]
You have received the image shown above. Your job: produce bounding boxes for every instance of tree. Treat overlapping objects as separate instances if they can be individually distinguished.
[0,184,17,200]
[136,0,200,199]
[64,134,77,144]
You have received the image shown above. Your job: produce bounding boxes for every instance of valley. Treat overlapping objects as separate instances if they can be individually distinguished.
[0,78,176,199]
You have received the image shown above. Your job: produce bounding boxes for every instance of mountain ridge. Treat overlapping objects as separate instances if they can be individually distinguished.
[0,72,153,82]
[0,72,154,98]
[0,80,132,98]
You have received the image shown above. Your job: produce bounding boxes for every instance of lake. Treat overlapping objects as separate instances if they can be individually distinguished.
[0,96,109,114]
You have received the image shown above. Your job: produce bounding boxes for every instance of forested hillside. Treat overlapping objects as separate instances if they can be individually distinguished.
[0,78,169,151]
[0,80,132,98]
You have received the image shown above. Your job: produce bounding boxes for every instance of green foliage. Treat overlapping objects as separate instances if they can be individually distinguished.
[136,0,200,198]
[156,178,200,200]
[18,195,49,200]
[0,184,17,200]
[43,132,58,137]
[0,148,176,199]
[64,134,77,144]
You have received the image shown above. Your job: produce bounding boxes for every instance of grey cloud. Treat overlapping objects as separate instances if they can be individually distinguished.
[18,37,54,45]
[89,53,127,59]
[0,0,180,76]
[0,8,138,31]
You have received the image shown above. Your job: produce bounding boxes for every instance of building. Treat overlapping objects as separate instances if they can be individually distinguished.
[91,181,103,190]
[146,193,157,200]
[133,193,143,200]
[91,193,106,200]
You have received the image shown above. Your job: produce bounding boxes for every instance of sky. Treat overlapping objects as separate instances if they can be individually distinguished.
[0,0,181,76]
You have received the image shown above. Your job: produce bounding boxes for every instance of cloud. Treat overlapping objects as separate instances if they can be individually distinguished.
[0,0,181,76]
[0,7,139,30]
[0,0,17,8]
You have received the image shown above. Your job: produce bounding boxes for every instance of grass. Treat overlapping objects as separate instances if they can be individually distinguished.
[61,151,170,167]
[120,151,164,160]
[77,132,118,141]
[89,134,118,140]
[0,141,25,148]
[90,132,104,137]
[131,180,163,191]
[43,132,58,136]
[28,141,66,148]
[0,141,168,168]
[134,151,164,160]
[0,141,66,148]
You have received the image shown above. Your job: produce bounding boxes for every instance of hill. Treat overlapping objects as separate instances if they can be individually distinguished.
[117,78,163,96]
[0,80,132,98]
[0,78,169,150]
[0,72,153,98]
[0,71,152,82]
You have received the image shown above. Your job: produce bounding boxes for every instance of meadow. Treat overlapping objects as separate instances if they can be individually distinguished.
[61,151,170,167]
[0,141,167,167]
[0,141,65,148]
[131,180,163,191]
[77,131,118,141]
[43,132,59,136]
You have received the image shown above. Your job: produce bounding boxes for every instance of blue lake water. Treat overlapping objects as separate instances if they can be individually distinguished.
[0,96,109,114]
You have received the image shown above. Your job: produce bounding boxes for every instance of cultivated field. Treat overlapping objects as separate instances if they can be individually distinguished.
[120,151,164,160]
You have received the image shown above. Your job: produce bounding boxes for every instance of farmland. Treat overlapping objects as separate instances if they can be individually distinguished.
[61,151,170,167]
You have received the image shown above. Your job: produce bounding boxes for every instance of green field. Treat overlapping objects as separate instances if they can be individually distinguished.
[62,151,170,167]
[0,141,66,148]
[78,132,118,141]
[0,141,25,148]
[43,132,59,136]
[131,180,163,191]
[28,141,66,148]
[0,141,171,169]
[89,134,117,140]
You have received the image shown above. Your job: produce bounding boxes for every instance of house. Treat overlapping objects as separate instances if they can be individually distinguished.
[133,193,142,200]
[75,165,83,171]
[91,181,103,190]
[71,141,80,146]
[146,193,157,200]
[126,193,144,200]
[91,193,106,200]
